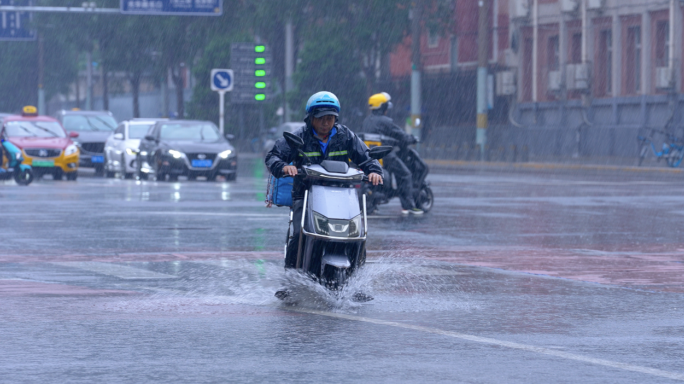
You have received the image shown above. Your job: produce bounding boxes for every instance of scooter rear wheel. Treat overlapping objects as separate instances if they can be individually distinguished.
[13,168,33,186]
[416,185,434,213]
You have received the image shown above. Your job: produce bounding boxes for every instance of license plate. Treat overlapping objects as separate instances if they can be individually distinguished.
[32,160,54,167]
[191,159,212,168]
[91,156,104,163]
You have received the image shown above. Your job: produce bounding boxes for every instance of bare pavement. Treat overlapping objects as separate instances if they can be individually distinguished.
[1,157,683,383]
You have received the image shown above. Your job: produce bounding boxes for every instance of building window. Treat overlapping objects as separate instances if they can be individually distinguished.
[571,33,582,63]
[547,35,559,71]
[626,26,642,93]
[598,29,612,95]
[428,29,440,48]
[450,36,459,72]
[655,20,669,68]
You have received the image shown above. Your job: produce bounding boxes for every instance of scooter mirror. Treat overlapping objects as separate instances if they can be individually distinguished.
[368,146,393,160]
[283,131,304,149]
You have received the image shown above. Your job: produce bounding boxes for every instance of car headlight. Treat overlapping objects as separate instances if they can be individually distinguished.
[313,212,361,237]
[126,148,138,156]
[218,149,233,159]
[168,149,184,159]
[64,144,78,156]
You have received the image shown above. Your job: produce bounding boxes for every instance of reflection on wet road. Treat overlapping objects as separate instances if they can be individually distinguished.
[1,159,684,383]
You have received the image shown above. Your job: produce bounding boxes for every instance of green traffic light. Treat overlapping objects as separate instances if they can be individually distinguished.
[255,45,265,53]
[255,58,266,65]
[255,82,266,89]
[255,94,266,101]
[255,70,266,77]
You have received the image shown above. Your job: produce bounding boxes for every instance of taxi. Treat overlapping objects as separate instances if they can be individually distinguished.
[1,106,79,180]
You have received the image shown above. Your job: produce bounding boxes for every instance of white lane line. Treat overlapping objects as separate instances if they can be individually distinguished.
[51,262,176,280]
[292,308,684,381]
[142,212,287,218]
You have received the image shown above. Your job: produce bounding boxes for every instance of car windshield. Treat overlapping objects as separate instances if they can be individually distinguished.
[4,121,66,138]
[159,123,221,142]
[128,123,154,139]
[63,115,117,132]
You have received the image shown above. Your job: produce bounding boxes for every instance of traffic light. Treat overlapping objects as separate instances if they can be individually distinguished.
[230,43,272,104]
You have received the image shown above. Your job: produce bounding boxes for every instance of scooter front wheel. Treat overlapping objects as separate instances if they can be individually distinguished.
[416,185,434,213]
[14,168,33,186]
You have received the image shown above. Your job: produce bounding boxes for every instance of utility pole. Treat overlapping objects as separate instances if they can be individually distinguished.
[86,50,93,110]
[37,33,45,115]
[284,18,294,123]
[476,0,490,160]
[410,0,422,138]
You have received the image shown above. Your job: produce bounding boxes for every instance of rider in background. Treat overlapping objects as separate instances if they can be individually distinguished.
[265,91,383,269]
[362,92,423,215]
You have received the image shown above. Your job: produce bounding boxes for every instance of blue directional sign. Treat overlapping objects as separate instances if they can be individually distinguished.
[0,0,36,41]
[211,69,233,92]
[120,0,222,16]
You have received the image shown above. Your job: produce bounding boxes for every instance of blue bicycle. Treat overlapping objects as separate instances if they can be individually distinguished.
[637,129,684,167]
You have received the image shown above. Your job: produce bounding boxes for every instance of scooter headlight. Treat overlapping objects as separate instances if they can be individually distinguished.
[126,148,138,156]
[313,212,361,237]
[64,144,78,156]
[15,152,22,161]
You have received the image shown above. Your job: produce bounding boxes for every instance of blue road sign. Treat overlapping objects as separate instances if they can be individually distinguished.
[120,0,222,16]
[211,69,233,92]
[0,0,36,41]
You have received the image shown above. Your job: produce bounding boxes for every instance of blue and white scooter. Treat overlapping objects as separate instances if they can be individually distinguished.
[0,139,33,185]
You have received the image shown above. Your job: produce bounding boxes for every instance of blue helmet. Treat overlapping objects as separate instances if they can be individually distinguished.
[305,91,340,118]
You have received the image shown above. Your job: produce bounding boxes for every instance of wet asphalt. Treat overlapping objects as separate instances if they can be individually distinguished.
[1,156,684,383]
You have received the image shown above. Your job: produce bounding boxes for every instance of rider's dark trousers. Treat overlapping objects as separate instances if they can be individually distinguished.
[285,198,304,269]
[384,155,415,210]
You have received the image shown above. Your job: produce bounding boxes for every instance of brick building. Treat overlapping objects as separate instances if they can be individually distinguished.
[390,0,684,160]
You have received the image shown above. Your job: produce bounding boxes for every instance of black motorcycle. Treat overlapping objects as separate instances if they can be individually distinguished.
[358,133,434,214]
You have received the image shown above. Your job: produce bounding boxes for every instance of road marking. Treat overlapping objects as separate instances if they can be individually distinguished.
[142,212,287,218]
[292,308,684,381]
[51,262,177,280]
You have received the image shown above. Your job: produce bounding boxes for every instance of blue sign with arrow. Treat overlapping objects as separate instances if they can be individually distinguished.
[211,69,233,92]
[0,0,36,41]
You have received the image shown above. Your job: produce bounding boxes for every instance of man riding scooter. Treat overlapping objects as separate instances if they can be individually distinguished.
[265,91,383,271]
[362,92,423,215]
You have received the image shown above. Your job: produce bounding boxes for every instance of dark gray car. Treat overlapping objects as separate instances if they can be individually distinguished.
[54,110,117,175]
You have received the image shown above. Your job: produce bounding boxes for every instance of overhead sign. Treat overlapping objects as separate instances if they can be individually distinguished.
[230,43,272,104]
[211,69,233,92]
[120,0,222,16]
[0,0,36,41]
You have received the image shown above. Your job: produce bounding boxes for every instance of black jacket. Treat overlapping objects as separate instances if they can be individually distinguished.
[265,123,382,198]
[361,113,416,148]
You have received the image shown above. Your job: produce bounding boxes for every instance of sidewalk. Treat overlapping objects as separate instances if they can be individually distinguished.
[425,158,684,176]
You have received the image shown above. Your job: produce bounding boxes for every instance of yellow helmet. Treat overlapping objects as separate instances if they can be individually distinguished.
[368,92,392,110]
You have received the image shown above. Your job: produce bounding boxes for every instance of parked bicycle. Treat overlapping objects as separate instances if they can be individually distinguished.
[637,129,684,167]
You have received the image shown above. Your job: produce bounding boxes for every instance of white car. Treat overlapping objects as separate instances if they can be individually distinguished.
[104,118,167,178]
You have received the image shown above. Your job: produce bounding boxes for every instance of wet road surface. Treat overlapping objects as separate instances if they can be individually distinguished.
[1,158,684,383]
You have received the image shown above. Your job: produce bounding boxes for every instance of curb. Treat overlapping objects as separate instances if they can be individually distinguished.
[425,159,684,174]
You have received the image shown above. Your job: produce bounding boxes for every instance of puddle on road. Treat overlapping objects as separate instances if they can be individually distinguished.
[96,256,479,316]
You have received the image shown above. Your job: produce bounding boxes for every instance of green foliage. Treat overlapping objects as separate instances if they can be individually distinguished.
[186,35,235,123]
[291,25,366,122]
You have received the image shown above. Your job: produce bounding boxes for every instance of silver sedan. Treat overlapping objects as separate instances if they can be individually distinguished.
[104,118,167,178]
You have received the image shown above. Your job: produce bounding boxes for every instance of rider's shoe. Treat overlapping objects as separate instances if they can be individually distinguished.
[275,289,291,300]
[402,208,424,215]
